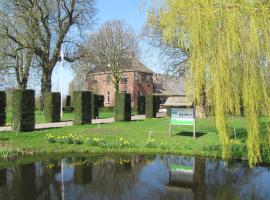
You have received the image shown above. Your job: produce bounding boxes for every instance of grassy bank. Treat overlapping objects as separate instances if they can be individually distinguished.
[0,117,270,164]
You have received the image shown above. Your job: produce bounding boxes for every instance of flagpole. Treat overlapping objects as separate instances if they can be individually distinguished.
[60,50,64,119]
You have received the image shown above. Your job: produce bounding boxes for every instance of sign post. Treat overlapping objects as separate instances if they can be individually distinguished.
[169,107,196,138]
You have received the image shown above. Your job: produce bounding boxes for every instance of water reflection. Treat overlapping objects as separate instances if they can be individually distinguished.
[0,154,269,200]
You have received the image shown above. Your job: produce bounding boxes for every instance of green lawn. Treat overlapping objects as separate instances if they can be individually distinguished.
[6,110,114,125]
[1,117,270,164]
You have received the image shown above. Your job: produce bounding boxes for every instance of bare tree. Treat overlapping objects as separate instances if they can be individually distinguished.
[0,0,96,106]
[144,13,189,75]
[82,20,138,93]
[146,12,207,118]
[0,2,38,89]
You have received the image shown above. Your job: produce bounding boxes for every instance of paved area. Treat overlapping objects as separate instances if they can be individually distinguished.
[0,114,148,132]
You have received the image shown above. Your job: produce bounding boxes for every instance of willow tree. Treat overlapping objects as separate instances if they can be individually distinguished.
[149,0,270,165]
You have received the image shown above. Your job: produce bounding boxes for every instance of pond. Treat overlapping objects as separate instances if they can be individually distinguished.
[0,154,270,200]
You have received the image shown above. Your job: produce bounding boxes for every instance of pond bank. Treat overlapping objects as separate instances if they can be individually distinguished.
[0,117,269,165]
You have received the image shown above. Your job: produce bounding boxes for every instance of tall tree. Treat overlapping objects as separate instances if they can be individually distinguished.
[150,0,270,165]
[146,13,207,118]
[0,0,96,101]
[82,20,138,93]
[0,2,37,89]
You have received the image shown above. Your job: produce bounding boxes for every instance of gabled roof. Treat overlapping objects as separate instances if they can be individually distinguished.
[164,96,193,107]
[153,74,186,96]
[85,57,153,74]
[131,58,153,73]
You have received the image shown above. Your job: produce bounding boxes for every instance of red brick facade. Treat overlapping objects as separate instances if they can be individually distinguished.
[86,70,153,107]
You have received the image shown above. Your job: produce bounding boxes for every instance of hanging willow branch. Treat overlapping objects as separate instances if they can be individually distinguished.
[149,0,270,166]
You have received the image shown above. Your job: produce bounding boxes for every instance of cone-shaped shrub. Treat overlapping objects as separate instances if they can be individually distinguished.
[137,96,145,115]
[73,91,92,125]
[145,95,160,118]
[0,91,6,126]
[44,92,61,122]
[12,89,35,132]
[115,93,131,122]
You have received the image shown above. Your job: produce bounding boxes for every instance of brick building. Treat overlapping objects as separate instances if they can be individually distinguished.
[85,58,154,107]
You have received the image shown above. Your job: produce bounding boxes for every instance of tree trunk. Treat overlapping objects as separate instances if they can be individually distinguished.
[197,85,207,118]
[115,81,120,93]
[40,67,53,110]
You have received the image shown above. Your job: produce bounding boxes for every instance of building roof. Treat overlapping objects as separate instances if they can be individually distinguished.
[86,57,153,74]
[153,74,186,96]
[164,96,193,107]
[131,58,153,73]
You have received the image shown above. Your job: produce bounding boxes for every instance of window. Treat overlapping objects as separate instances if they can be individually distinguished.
[121,74,128,84]
[107,91,110,103]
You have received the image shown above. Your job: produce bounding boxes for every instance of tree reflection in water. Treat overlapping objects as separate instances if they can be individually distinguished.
[0,154,269,200]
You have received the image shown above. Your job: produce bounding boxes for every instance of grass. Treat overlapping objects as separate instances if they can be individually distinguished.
[6,110,115,125]
[1,116,270,164]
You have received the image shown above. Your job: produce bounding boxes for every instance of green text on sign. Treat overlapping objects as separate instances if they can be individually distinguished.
[171,118,194,125]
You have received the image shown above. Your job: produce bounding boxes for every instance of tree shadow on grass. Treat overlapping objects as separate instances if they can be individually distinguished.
[34,127,62,132]
[173,131,207,138]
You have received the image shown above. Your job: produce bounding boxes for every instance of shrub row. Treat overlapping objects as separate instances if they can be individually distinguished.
[73,91,92,125]
[145,95,160,118]
[44,92,61,122]
[66,95,71,107]
[137,95,145,115]
[115,93,131,122]
[0,91,6,126]
[12,89,35,132]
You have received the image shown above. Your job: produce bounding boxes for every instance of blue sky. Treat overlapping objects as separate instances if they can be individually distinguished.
[52,0,161,95]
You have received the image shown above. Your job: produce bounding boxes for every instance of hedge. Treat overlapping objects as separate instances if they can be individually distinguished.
[12,89,35,132]
[44,92,61,122]
[92,94,99,119]
[66,95,71,107]
[115,93,131,122]
[0,91,6,126]
[73,91,92,125]
[137,96,145,115]
[145,95,160,118]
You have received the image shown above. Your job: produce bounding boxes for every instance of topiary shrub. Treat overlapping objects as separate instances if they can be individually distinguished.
[66,95,71,107]
[44,92,61,122]
[145,95,160,118]
[137,96,145,115]
[73,91,92,125]
[97,95,104,107]
[0,91,6,126]
[12,89,35,132]
[115,93,131,122]
[92,94,99,119]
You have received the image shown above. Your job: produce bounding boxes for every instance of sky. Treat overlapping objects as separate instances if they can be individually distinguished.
[52,0,161,95]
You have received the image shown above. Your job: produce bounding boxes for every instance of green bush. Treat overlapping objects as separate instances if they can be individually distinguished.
[97,95,104,107]
[12,89,35,132]
[145,95,160,118]
[115,93,131,122]
[0,91,6,126]
[137,96,145,115]
[66,95,71,107]
[44,92,61,122]
[92,94,99,119]
[73,91,92,125]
